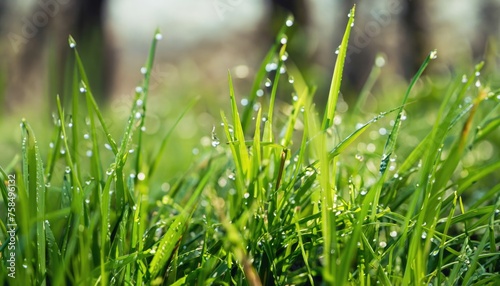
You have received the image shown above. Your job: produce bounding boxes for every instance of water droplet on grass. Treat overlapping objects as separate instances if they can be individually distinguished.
[140,67,147,74]
[280,36,288,44]
[256,89,264,97]
[135,86,143,93]
[265,78,272,87]
[429,50,438,59]
[49,142,54,148]
[241,98,249,106]
[375,56,386,67]
[211,126,220,147]
[104,143,112,150]
[79,87,86,93]
[243,192,250,199]
[288,75,294,83]
[390,231,397,238]
[286,15,294,27]
[265,63,278,72]
[421,231,427,239]
[65,166,71,174]
[155,33,163,40]
[281,52,288,61]
[475,80,481,87]
[137,173,146,181]
[462,74,468,83]
[86,150,93,157]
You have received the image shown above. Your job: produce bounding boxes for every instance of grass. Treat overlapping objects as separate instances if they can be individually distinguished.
[1,5,500,285]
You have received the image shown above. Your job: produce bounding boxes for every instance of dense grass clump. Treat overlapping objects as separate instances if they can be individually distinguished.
[1,6,500,285]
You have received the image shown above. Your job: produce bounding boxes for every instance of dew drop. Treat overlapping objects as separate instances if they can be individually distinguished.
[79,87,86,93]
[462,74,468,83]
[286,16,294,27]
[281,52,288,61]
[429,50,438,60]
[135,112,142,119]
[265,62,278,72]
[137,172,146,181]
[256,89,264,97]
[390,231,397,238]
[136,99,143,107]
[421,231,427,239]
[265,78,272,87]
[243,192,250,199]
[86,150,93,157]
[65,166,71,174]
[475,80,481,87]
[49,142,54,148]
[155,33,163,40]
[375,56,386,67]
[211,126,220,148]
[241,98,249,106]
[135,86,143,93]
[288,75,294,84]
[140,67,147,75]
[104,143,112,150]
[280,36,288,44]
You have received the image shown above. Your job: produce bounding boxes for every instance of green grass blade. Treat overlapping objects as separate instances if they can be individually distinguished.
[21,120,47,285]
[322,5,355,131]
[69,35,118,154]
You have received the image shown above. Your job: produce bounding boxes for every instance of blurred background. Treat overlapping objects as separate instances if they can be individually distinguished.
[0,0,499,180]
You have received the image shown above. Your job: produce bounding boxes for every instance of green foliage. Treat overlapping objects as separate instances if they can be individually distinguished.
[1,6,500,286]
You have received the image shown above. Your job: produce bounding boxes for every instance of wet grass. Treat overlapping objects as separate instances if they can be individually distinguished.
[1,6,500,285]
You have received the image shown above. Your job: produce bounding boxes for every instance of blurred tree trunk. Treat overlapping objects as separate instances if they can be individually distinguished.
[268,0,310,67]
[11,0,113,106]
[401,0,428,77]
